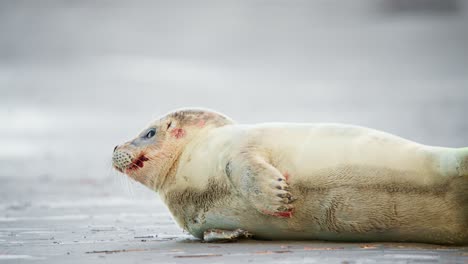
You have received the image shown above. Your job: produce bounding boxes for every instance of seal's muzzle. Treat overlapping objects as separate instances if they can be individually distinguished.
[112,150,133,171]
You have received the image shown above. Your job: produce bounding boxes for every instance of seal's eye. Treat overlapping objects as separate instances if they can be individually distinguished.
[145,129,156,139]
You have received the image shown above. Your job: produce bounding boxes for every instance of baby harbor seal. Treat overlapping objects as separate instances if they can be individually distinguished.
[113,109,468,244]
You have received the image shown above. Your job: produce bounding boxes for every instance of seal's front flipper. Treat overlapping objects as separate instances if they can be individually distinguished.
[226,156,297,218]
[203,229,253,243]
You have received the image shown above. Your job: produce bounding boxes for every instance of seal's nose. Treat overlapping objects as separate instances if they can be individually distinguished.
[114,145,119,152]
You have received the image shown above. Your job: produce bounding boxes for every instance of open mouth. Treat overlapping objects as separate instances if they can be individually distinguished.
[126,155,149,171]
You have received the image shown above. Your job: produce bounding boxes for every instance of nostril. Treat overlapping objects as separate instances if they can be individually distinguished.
[114,145,118,152]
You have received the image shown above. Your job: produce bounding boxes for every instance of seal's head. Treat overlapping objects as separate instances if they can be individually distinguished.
[112,109,233,190]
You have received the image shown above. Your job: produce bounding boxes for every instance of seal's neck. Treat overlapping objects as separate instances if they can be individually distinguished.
[144,142,184,192]
[146,125,227,192]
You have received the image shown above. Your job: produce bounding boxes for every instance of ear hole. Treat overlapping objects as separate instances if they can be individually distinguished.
[166,121,172,130]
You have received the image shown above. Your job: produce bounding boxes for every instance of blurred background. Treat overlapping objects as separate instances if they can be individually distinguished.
[0,0,467,260]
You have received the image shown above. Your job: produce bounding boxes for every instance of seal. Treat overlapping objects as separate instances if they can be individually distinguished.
[112,108,468,245]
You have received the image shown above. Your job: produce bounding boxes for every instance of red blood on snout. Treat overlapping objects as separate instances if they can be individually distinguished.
[136,160,144,168]
[126,154,149,171]
[135,155,148,168]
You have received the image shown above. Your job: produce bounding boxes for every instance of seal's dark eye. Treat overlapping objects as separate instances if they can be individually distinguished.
[145,129,156,139]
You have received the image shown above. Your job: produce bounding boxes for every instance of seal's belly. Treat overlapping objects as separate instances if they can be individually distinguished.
[189,175,468,244]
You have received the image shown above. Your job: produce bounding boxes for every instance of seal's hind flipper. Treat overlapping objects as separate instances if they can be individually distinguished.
[203,229,252,243]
